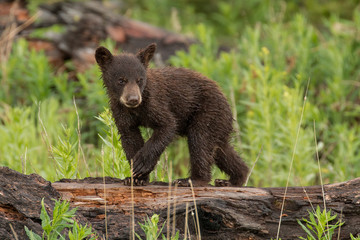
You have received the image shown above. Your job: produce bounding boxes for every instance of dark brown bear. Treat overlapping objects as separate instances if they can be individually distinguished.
[95,43,249,187]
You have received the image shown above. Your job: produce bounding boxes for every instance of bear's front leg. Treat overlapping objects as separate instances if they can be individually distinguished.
[119,127,147,186]
[120,127,145,161]
[132,124,176,179]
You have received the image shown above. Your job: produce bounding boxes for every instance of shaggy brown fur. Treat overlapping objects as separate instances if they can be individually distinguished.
[95,43,249,186]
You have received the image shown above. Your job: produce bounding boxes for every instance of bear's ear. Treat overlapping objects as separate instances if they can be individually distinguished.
[95,47,113,70]
[136,43,157,68]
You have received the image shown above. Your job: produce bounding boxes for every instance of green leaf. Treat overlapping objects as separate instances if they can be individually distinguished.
[135,231,143,240]
[24,226,42,240]
[297,219,316,240]
[39,199,51,235]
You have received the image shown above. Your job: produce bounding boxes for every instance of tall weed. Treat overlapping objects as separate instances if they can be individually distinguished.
[96,109,130,178]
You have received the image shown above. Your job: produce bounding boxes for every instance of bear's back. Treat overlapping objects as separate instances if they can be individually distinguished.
[145,67,232,135]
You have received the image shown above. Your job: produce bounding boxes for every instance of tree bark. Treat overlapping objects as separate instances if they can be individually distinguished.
[1,167,360,239]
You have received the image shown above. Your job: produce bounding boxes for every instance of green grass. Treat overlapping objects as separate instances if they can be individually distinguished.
[1,1,360,187]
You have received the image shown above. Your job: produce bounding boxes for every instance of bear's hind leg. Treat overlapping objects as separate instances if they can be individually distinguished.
[214,144,249,187]
[175,127,215,187]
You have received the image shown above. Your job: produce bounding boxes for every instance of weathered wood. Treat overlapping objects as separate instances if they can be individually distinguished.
[0,167,94,240]
[53,178,360,240]
[0,167,59,239]
[1,167,360,239]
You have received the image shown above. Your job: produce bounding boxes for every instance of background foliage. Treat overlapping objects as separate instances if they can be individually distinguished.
[1,0,360,187]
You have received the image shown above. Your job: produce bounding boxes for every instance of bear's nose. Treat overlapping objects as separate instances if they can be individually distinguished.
[126,95,140,106]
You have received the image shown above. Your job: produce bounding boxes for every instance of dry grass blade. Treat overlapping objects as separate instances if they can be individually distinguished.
[0,0,17,63]
[189,179,201,240]
[21,147,27,175]
[167,161,173,239]
[184,202,189,240]
[337,208,343,240]
[101,145,108,239]
[230,84,242,148]
[130,159,135,240]
[111,121,116,177]
[172,182,178,238]
[9,223,18,240]
[0,13,39,45]
[245,145,263,186]
[0,10,39,55]
[300,185,316,213]
[276,78,310,240]
[314,120,330,239]
[73,97,91,177]
[38,104,59,179]
[0,1,29,102]
[299,176,332,240]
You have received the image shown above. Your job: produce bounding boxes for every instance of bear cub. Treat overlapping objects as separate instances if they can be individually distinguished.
[95,43,249,187]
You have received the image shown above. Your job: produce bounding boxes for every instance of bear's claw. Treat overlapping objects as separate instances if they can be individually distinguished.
[214,179,232,187]
[123,177,147,186]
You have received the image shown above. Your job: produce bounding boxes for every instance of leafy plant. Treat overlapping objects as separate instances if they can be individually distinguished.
[297,206,343,240]
[68,221,97,240]
[96,108,130,178]
[351,233,360,240]
[25,198,97,240]
[135,214,179,240]
[52,125,80,179]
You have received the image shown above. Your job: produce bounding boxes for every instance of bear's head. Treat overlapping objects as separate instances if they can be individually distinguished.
[95,43,156,108]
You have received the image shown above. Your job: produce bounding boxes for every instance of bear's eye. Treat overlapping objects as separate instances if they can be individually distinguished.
[118,77,126,85]
[136,78,143,85]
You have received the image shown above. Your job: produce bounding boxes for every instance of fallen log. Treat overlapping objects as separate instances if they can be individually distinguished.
[1,166,359,239]
[36,0,195,69]
[0,0,195,70]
